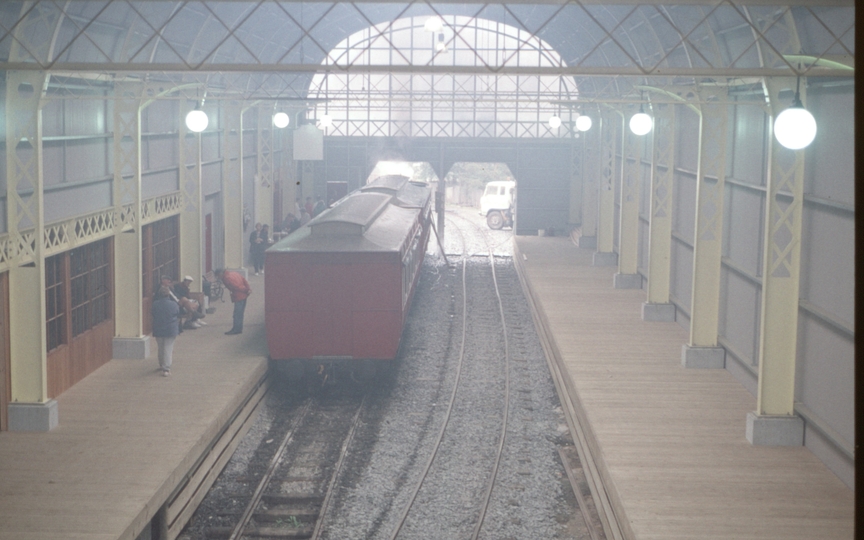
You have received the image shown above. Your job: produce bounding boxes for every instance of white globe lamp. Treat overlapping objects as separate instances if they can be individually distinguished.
[774,106,816,150]
[424,17,443,33]
[185,109,208,133]
[629,111,652,136]
[273,112,290,129]
[548,115,562,129]
[575,115,592,132]
[319,114,333,129]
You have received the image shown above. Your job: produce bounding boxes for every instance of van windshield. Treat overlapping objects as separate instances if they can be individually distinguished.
[484,185,498,196]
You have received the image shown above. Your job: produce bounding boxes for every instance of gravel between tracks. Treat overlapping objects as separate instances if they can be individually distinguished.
[180,205,589,540]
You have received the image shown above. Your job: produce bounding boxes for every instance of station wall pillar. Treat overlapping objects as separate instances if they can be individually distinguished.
[111,82,148,361]
[5,71,57,431]
[577,115,599,249]
[614,104,643,290]
[594,109,619,267]
[682,93,729,370]
[222,101,244,271]
[642,101,676,322]
[179,105,204,294]
[747,78,807,446]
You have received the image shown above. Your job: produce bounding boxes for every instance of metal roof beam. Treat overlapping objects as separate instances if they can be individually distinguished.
[3,62,851,77]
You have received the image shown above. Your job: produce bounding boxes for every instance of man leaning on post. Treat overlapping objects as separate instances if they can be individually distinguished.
[215,268,252,335]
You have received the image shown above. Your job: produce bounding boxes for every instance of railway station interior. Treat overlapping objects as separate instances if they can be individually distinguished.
[0,0,857,538]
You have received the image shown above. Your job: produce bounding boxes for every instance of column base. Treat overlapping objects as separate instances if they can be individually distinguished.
[576,235,597,249]
[113,336,151,360]
[593,251,617,267]
[746,412,804,446]
[9,400,59,432]
[642,302,675,322]
[613,273,641,289]
[681,345,725,369]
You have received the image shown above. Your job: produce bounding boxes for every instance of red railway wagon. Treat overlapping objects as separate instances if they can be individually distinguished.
[265,175,432,366]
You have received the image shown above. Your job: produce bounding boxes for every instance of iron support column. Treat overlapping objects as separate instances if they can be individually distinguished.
[614,105,644,289]
[577,115,598,249]
[5,71,57,430]
[222,101,244,271]
[683,91,729,369]
[643,101,676,321]
[179,104,204,294]
[594,109,618,267]
[111,82,148,360]
[256,106,274,230]
[747,78,807,446]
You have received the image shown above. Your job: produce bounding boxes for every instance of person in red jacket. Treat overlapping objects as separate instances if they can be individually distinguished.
[215,268,252,335]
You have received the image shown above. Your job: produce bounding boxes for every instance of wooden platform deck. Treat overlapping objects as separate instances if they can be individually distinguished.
[0,273,269,540]
[513,236,854,540]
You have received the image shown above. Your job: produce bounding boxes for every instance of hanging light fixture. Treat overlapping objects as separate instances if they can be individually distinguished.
[185,103,208,133]
[424,17,443,33]
[273,111,290,129]
[548,115,562,129]
[575,115,593,132]
[773,76,817,150]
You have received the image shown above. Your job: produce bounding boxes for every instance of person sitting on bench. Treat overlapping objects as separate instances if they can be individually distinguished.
[173,275,207,329]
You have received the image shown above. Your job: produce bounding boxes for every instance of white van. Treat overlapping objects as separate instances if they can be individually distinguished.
[479,180,516,230]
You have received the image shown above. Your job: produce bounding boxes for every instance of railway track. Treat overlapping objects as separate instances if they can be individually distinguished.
[186,207,607,540]
[204,394,366,540]
[385,212,512,539]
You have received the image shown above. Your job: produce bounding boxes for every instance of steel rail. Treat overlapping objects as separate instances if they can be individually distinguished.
[227,398,314,540]
[460,213,513,540]
[387,216,471,540]
[311,396,368,539]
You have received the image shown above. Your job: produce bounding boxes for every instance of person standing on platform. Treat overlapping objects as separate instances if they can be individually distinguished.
[249,222,265,275]
[259,224,270,273]
[216,268,252,335]
[312,196,326,217]
[152,285,180,376]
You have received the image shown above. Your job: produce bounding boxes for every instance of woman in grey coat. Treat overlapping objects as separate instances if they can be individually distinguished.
[152,285,180,376]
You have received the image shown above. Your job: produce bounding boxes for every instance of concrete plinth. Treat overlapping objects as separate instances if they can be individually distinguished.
[746,412,804,446]
[681,345,725,369]
[593,251,617,267]
[577,235,597,249]
[642,302,675,322]
[9,400,58,432]
[613,273,641,289]
[113,336,151,360]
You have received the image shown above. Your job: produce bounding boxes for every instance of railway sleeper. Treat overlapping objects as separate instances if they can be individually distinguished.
[204,525,314,539]
[255,506,320,523]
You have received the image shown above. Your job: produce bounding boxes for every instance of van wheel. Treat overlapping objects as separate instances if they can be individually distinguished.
[487,211,505,230]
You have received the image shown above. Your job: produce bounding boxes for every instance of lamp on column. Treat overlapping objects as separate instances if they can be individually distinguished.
[319,114,333,129]
[629,103,652,136]
[548,115,562,129]
[273,111,290,128]
[575,115,592,132]
[185,102,208,133]
[773,76,816,150]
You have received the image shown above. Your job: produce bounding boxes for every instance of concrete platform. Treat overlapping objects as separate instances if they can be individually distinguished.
[513,236,854,540]
[0,272,270,540]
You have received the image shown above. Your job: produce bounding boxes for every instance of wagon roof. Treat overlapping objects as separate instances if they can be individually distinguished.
[361,174,409,194]
[268,202,419,253]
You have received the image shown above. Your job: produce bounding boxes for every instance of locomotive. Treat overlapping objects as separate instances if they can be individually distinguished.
[264,172,432,376]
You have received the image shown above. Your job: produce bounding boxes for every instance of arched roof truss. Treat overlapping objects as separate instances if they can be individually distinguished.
[0,1,853,109]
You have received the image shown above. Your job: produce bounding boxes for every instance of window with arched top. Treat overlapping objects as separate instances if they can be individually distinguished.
[308,16,578,138]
